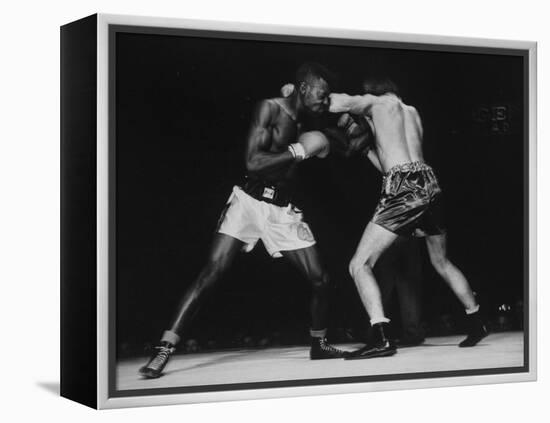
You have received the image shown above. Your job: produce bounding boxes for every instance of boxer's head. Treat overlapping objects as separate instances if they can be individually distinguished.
[362,76,399,96]
[295,62,334,115]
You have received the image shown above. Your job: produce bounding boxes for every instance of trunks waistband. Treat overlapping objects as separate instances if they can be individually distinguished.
[384,161,432,176]
[242,177,293,207]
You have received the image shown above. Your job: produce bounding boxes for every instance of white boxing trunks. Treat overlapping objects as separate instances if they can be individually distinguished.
[217,186,316,258]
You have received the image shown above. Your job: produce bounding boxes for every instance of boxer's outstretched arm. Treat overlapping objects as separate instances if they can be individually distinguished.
[324,112,375,158]
[245,100,295,175]
[329,93,376,115]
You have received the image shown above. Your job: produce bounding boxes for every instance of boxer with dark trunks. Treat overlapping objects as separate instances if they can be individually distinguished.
[326,78,488,359]
[139,63,346,379]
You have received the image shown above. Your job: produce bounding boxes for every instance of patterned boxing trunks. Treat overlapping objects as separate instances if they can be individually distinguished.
[372,161,446,237]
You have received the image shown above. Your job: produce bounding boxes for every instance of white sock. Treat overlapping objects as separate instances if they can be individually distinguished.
[370,317,390,325]
[465,304,480,315]
[310,328,327,338]
[161,330,180,346]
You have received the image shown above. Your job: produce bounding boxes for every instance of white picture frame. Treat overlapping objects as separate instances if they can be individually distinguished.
[60,13,537,409]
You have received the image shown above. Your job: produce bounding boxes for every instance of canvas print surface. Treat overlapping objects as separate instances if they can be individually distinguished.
[110,27,527,396]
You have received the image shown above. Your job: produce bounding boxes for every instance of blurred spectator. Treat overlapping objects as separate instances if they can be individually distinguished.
[242,336,255,348]
[258,337,271,348]
[184,338,200,353]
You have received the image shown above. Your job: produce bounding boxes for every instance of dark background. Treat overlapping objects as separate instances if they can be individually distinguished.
[115,32,525,354]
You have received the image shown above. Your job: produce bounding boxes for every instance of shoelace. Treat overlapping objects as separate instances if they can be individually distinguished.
[148,346,173,370]
[319,338,342,353]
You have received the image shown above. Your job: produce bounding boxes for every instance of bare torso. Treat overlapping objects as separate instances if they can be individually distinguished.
[266,99,300,151]
[262,98,301,183]
[246,97,303,185]
[347,94,424,172]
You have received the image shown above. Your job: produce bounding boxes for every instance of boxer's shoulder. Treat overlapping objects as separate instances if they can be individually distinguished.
[377,93,402,107]
[256,98,281,116]
[252,99,279,126]
[403,103,418,114]
[256,98,277,111]
[373,94,405,116]
[402,104,422,127]
[266,97,296,122]
[267,97,290,109]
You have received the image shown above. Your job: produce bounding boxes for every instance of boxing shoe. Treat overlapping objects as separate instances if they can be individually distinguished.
[139,342,175,378]
[459,311,488,347]
[345,322,397,360]
[310,337,348,360]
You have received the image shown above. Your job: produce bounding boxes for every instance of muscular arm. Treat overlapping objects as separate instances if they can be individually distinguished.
[403,105,425,161]
[323,113,373,158]
[329,93,377,115]
[330,127,381,171]
[328,113,383,173]
[245,100,295,176]
[360,115,382,172]
[324,125,382,171]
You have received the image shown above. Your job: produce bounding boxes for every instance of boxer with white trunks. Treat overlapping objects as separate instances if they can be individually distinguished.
[139,63,347,379]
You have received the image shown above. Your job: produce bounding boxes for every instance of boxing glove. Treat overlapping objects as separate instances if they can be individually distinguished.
[297,131,330,159]
[337,112,369,139]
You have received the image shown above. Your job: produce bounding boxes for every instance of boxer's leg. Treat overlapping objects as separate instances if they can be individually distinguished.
[281,246,346,359]
[139,233,244,378]
[282,246,329,331]
[372,243,399,345]
[426,234,487,347]
[346,222,399,359]
[425,234,476,310]
[167,233,245,337]
[348,222,398,324]
[374,242,400,318]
